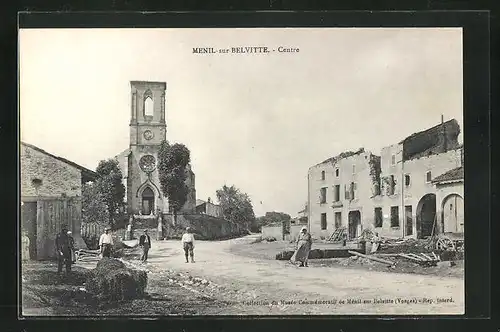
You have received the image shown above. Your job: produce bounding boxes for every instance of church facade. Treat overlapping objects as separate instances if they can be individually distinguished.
[116,81,196,216]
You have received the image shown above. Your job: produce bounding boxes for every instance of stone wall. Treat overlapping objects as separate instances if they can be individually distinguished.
[261,225,283,240]
[162,214,248,240]
[21,144,82,198]
[261,224,310,242]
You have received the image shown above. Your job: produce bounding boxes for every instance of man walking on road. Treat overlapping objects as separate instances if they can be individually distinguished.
[99,227,114,258]
[139,229,152,263]
[181,227,195,263]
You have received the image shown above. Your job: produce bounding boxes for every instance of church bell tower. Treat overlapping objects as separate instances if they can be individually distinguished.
[127,81,168,215]
[130,81,167,146]
[121,80,196,217]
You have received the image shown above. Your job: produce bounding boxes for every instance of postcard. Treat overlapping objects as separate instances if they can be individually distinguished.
[19,25,466,316]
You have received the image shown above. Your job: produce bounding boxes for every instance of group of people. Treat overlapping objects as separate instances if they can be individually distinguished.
[136,227,195,263]
[137,226,195,263]
[52,220,314,272]
[55,224,196,268]
[52,221,308,273]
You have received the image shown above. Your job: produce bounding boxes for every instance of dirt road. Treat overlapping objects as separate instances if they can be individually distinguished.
[135,236,464,315]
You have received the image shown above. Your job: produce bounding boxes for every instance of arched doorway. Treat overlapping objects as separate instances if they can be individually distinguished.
[348,210,361,240]
[442,194,464,233]
[142,187,155,215]
[416,193,436,239]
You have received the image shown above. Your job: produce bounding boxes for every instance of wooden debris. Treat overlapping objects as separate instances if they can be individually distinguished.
[421,253,433,261]
[328,227,346,242]
[78,249,100,255]
[399,253,422,263]
[398,253,439,267]
[407,253,425,261]
[347,250,395,267]
[373,253,400,257]
[75,249,101,261]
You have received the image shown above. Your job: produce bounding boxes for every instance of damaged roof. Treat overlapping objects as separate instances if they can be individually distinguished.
[400,119,461,161]
[315,148,366,167]
[399,119,459,144]
[432,166,464,183]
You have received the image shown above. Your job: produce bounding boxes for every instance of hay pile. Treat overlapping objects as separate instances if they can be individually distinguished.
[85,258,147,302]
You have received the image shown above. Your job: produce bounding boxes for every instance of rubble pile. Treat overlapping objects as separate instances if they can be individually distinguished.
[338,256,380,267]
[376,237,434,254]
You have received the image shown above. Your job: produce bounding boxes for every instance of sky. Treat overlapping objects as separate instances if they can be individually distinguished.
[19,28,463,217]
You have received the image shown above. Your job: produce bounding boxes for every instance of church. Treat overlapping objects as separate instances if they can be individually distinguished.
[115,81,196,216]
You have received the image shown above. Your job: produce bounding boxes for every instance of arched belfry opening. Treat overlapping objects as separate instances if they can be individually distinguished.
[144,94,154,117]
[141,186,155,215]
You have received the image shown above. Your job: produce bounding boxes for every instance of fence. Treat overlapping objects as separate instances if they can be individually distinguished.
[35,198,85,260]
[81,222,126,250]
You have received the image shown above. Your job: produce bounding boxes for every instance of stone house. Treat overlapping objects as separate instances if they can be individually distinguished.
[195,197,223,218]
[308,148,380,240]
[431,166,464,234]
[307,118,463,240]
[20,142,97,260]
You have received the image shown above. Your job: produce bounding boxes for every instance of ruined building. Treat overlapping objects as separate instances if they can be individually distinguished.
[307,118,463,239]
[308,148,381,240]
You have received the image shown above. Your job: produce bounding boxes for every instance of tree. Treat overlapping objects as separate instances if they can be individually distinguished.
[95,158,125,226]
[157,140,191,225]
[256,211,291,227]
[216,185,256,231]
[82,182,109,225]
